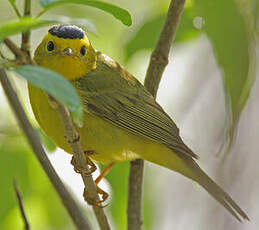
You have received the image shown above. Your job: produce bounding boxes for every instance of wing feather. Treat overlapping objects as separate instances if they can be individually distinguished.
[73,53,198,159]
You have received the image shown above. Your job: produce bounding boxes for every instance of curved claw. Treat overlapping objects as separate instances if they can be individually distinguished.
[83,186,109,207]
[70,155,97,176]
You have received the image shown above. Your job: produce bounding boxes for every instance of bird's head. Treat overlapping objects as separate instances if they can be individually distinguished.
[34,25,97,80]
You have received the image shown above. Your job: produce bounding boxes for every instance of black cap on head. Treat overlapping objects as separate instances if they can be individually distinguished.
[48,25,84,39]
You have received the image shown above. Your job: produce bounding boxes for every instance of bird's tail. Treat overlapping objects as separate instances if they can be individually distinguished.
[141,143,249,221]
[186,160,249,222]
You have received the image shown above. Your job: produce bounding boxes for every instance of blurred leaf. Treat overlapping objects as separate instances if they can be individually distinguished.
[0,139,30,228]
[124,8,200,61]
[102,162,129,230]
[54,16,98,35]
[39,0,132,26]
[0,17,56,40]
[26,155,74,229]
[102,161,154,230]
[8,0,16,4]
[194,0,252,149]
[38,128,57,152]
[14,65,84,127]
[0,134,73,230]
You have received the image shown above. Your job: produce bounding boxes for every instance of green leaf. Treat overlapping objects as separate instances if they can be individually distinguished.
[8,0,16,4]
[38,128,57,152]
[124,8,200,61]
[0,141,30,226]
[0,17,56,40]
[102,161,155,229]
[194,0,253,150]
[0,134,73,230]
[14,65,84,126]
[103,162,129,230]
[39,0,132,26]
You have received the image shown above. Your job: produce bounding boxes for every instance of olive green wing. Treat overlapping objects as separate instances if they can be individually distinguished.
[73,54,197,159]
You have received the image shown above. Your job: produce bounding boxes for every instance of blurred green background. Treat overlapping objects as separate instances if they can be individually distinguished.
[0,0,258,229]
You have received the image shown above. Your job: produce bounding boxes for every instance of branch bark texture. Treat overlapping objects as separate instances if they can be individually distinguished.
[145,0,186,97]
[4,39,25,59]
[0,68,92,230]
[21,0,31,56]
[127,0,186,230]
[49,98,111,230]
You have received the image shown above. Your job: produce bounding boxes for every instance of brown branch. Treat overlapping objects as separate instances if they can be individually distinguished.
[0,68,92,230]
[48,97,111,230]
[13,178,30,230]
[3,38,25,58]
[127,159,144,230]
[145,0,186,97]
[127,0,186,230]
[21,0,31,57]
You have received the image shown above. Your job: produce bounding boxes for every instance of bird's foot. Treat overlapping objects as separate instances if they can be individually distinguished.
[64,134,80,144]
[70,151,97,176]
[83,186,109,207]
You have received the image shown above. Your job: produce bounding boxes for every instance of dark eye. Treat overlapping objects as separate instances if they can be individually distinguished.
[80,46,86,56]
[47,41,54,51]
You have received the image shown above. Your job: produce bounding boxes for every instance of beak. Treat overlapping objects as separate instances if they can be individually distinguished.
[63,47,73,55]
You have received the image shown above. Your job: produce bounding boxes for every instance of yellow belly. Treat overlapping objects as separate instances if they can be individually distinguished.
[28,83,190,177]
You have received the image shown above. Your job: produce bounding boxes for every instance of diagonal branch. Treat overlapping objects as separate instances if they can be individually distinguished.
[0,68,92,230]
[127,0,186,230]
[49,97,111,230]
[9,1,22,18]
[21,0,31,57]
[4,38,25,58]
[13,178,30,230]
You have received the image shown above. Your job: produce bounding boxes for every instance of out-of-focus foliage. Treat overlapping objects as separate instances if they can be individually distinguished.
[38,128,57,152]
[0,131,74,230]
[7,0,16,4]
[194,0,253,151]
[39,0,132,26]
[100,162,129,230]
[102,162,155,230]
[124,5,201,61]
[0,17,56,40]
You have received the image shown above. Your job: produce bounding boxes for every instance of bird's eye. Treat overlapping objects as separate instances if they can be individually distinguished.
[80,46,86,56]
[47,41,54,51]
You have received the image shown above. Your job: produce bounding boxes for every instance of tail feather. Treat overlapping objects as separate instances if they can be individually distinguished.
[188,161,249,222]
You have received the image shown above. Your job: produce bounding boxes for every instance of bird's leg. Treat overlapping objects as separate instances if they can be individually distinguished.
[70,150,97,176]
[95,162,115,185]
[84,162,115,207]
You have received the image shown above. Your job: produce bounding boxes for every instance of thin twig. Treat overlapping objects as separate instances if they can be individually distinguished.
[3,38,25,58]
[21,0,31,57]
[0,68,92,230]
[36,9,48,18]
[9,1,22,18]
[49,97,111,230]
[0,50,5,59]
[13,178,30,230]
[127,0,186,230]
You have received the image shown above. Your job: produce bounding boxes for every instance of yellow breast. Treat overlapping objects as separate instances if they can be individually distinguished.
[28,83,141,163]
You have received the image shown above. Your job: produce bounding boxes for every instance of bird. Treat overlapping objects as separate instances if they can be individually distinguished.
[28,25,248,221]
